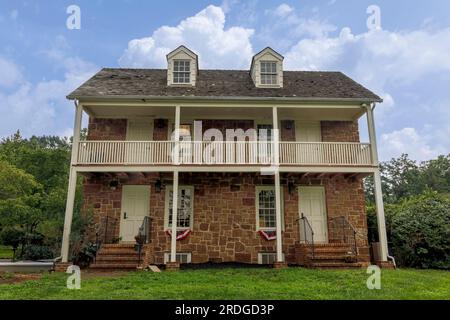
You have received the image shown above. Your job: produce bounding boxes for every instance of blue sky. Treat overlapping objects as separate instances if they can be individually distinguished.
[0,0,449,161]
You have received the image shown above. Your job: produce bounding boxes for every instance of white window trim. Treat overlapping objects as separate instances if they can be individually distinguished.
[173,59,191,84]
[260,61,278,86]
[164,185,194,230]
[255,186,284,232]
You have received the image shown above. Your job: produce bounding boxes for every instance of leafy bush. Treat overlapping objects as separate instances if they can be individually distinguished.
[72,242,98,268]
[22,245,54,260]
[391,192,450,269]
[368,192,450,269]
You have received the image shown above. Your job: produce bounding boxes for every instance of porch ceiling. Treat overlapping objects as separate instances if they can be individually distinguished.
[83,104,365,121]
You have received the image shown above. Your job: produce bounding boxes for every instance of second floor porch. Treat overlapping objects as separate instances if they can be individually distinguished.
[71,100,379,171]
[76,140,373,167]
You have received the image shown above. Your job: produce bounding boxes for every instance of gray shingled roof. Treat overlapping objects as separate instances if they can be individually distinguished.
[67,68,382,102]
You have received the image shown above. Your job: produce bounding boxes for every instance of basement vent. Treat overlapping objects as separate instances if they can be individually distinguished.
[258,252,285,265]
[164,252,192,264]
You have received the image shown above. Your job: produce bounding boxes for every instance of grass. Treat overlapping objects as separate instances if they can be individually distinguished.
[0,267,449,300]
[0,245,14,259]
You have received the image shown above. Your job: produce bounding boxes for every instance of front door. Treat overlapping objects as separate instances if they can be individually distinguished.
[120,185,150,242]
[298,186,328,243]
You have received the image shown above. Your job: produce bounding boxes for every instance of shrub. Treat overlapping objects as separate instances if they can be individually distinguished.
[22,244,54,260]
[72,242,98,268]
[390,192,450,269]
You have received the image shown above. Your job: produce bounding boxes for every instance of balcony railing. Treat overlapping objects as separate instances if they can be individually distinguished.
[76,141,373,166]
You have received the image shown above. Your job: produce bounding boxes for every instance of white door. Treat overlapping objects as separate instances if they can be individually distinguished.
[120,185,150,242]
[126,119,154,163]
[295,121,322,163]
[298,186,328,243]
[295,121,322,142]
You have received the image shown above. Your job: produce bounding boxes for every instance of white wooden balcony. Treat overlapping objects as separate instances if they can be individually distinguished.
[76,141,373,167]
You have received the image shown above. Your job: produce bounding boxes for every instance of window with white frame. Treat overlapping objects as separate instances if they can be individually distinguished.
[255,186,284,231]
[165,186,194,229]
[260,61,277,85]
[257,187,276,230]
[173,60,191,84]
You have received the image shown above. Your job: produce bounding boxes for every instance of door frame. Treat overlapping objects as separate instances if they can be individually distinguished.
[119,185,151,243]
[298,185,328,243]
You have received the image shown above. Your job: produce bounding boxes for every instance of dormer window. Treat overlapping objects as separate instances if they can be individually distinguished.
[250,47,284,88]
[260,61,277,85]
[166,45,198,87]
[173,60,191,84]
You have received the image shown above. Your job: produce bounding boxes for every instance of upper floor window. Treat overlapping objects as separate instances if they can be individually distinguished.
[260,61,277,85]
[173,60,191,84]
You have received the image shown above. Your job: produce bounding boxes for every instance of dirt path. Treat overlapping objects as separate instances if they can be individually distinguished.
[0,273,42,285]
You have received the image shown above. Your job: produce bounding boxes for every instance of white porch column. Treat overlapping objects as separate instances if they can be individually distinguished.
[366,104,388,261]
[170,106,181,263]
[170,171,179,263]
[272,107,283,263]
[61,101,83,263]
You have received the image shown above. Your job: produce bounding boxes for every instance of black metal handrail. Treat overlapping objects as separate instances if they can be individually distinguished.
[329,216,358,256]
[136,216,152,265]
[299,213,315,259]
[95,215,119,249]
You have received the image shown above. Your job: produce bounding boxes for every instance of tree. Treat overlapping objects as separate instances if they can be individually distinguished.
[364,154,450,204]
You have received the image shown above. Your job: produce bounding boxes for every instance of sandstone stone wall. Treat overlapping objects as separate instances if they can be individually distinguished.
[82,172,369,265]
[87,118,127,140]
[321,121,360,142]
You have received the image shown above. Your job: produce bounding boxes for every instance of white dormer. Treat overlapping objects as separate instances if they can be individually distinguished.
[167,46,198,87]
[250,47,284,88]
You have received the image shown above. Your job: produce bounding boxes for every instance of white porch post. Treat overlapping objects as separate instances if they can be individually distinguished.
[272,106,283,263]
[366,104,388,261]
[170,106,181,263]
[61,101,83,263]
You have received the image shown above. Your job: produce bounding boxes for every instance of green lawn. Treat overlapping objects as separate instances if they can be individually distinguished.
[0,245,13,259]
[0,267,449,300]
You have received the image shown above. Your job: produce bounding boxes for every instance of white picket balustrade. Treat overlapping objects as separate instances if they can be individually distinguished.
[76,141,372,166]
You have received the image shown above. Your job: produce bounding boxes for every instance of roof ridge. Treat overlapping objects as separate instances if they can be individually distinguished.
[101,67,344,73]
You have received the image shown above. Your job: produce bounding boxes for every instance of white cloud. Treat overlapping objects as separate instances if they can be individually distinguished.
[273,4,294,17]
[119,5,254,69]
[10,10,18,20]
[284,27,450,88]
[0,44,97,138]
[0,57,23,88]
[380,128,446,161]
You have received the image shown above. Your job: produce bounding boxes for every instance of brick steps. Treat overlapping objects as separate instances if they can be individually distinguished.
[95,255,141,263]
[296,243,363,269]
[309,262,364,269]
[90,263,139,270]
[89,244,141,271]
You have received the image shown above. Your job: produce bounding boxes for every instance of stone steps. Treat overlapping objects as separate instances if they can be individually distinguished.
[296,243,364,269]
[89,244,141,271]
[309,262,364,269]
